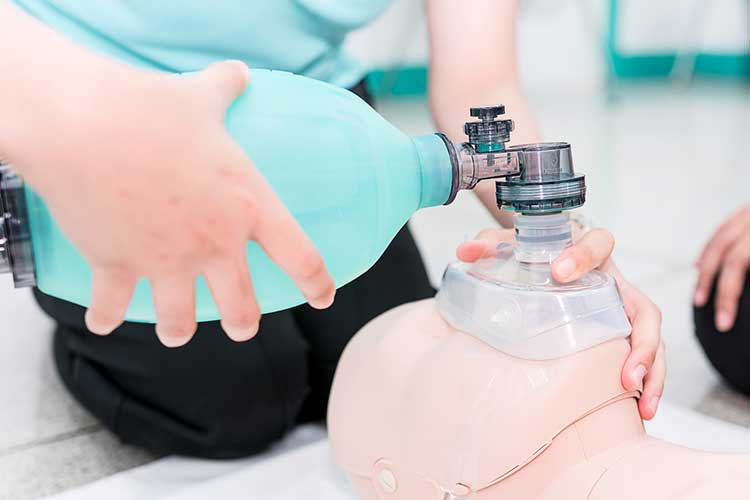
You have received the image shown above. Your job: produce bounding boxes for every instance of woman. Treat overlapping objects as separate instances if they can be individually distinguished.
[2,0,664,458]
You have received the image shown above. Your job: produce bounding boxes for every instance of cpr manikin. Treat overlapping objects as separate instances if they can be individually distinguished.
[327,126,750,499]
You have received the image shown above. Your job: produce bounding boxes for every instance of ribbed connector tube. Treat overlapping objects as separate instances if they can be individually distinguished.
[496,175,586,214]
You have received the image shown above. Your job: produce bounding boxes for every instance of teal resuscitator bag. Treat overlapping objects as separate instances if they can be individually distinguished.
[5,69,448,320]
[2,71,577,322]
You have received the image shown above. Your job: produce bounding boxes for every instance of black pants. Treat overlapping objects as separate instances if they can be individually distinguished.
[695,276,750,395]
[35,82,435,459]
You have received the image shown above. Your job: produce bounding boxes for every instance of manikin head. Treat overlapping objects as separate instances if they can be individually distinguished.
[328,295,750,500]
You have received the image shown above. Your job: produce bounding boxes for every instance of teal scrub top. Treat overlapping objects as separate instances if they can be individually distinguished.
[14,0,393,88]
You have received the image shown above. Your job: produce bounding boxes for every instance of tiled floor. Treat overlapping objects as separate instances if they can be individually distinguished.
[2,81,749,499]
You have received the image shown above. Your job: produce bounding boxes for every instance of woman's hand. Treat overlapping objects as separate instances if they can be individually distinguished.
[457,226,666,420]
[694,204,750,332]
[5,61,335,347]
[0,4,334,347]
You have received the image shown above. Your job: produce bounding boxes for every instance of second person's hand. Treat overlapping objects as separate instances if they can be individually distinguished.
[694,204,750,332]
[457,226,666,420]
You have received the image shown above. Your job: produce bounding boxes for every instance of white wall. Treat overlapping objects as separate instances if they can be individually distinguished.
[516,0,607,93]
[617,0,749,54]
[345,0,749,95]
[345,0,609,94]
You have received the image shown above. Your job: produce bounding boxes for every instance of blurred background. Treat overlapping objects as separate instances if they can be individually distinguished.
[2,0,749,498]
[351,0,750,413]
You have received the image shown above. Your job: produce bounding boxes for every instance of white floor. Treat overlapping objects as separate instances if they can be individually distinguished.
[1,81,749,499]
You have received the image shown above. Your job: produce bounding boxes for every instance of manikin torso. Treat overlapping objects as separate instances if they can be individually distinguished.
[328,299,750,499]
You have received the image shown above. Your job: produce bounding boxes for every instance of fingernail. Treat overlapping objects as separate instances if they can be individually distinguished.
[693,290,707,307]
[223,322,259,342]
[632,364,648,387]
[85,312,115,336]
[649,396,660,413]
[225,59,250,80]
[155,326,192,348]
[86,322,114,336]
[309,289,335,309]
[555,257,577,280]
[87,324,115,336]
[716,311,733,332]
[247,322,260,339]
[310,298,334,309]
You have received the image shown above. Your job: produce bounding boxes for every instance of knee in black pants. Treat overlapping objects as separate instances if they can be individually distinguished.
[694,276,750,395]
[41,288,311,459]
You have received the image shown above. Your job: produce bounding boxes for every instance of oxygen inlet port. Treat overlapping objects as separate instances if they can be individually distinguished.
[463,105,514,153]
[442,104,521,201]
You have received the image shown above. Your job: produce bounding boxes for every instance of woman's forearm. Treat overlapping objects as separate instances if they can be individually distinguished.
[0,1,137,186]
[426,0,540,227]
[430,81,540,227]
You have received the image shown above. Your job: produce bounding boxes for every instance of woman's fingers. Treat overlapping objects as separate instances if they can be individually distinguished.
[621,285,663,395]
[203,256,261,342]
[713,233,750,332]
[639,340,666,420]
[151,273,198,347]
[456,228,514,262]
[85,267,138,335]
[552,228,614,283]
[252,181,335,310]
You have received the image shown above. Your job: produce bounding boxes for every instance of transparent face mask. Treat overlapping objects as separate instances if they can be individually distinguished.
[436,213,631,361]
